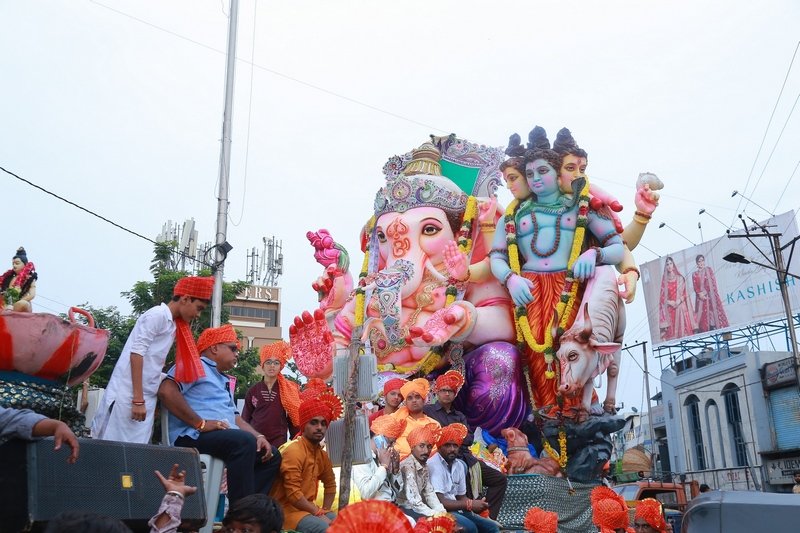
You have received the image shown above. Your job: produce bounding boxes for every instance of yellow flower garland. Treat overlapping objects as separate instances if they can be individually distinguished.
[507,181,591,379]
[354,216,376,327]
[542,429,569,469]
[446,195,478,306]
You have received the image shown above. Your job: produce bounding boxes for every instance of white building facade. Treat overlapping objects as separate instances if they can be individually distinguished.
[661,347,800,493]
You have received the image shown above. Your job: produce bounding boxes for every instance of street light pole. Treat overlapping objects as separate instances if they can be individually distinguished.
[725,217,800,384]
[771,233,800,366]
[211,0,239,327]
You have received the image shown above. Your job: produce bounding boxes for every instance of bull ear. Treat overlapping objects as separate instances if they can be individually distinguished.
[591,341,621,354]
[579,304,592,342]
[551,308,560,341]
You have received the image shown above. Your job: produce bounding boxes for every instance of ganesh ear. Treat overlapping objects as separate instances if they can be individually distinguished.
[591,341,621,354]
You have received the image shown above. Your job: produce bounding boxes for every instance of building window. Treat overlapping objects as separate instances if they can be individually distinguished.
[685,395,706,470]
[228,306,278,326]
[705,400,727,469]
[722,383,748,467]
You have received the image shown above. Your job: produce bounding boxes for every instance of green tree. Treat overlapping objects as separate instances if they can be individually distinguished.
[85,243,257,393]
[229,346,261,398]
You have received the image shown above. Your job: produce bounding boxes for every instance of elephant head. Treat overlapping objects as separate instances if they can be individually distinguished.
[372,144,466,300]
[368,143,467,353]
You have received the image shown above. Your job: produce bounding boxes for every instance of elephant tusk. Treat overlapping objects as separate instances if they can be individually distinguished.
[425,261,447,281]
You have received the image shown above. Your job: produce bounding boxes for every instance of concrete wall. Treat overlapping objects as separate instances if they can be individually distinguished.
[661,349,792,490]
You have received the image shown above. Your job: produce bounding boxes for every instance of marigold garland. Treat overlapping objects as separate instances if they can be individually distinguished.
[446,195,478,306]
[542,428,569,470]
[506,181,591,380]
[354,216,376,327]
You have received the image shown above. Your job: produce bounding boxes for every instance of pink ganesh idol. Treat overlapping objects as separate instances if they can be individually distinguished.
[291,139,529,435]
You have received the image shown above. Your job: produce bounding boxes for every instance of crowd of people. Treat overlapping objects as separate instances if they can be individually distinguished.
[0,273,675,532]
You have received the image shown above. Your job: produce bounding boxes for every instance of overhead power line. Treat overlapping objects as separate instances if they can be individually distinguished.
[732,40,800,224]
[0,164,211,268]
[89,0,448,134]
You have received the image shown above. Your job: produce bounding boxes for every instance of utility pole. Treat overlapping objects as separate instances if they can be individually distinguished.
[771,231,800,370]
[211,0,239,327]
[725,215,800,384]
[641,341,656,476]
[624,341,657,476]
[337,328,362,510]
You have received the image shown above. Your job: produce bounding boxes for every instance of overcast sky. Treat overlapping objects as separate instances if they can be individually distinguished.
[3,0,799,412]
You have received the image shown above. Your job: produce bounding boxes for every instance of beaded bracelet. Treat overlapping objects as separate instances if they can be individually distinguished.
[448,269,471,285]
[623,266,641,280]
[502,271,514,287]
[591,246,604,265]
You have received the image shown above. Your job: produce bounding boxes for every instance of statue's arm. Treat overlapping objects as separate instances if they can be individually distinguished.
[587,213,625,265]
[489,218,512,283]
[615,246,639,304]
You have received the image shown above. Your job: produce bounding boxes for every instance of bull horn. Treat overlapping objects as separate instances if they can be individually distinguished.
[579,304,592,342]
[551,308,560,341]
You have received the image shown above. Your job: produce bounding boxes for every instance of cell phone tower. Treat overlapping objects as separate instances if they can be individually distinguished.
[245,246,262,284]
[262,236,283,287]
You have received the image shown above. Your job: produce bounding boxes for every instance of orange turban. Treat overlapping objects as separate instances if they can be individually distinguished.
[524,507,558,533]
[298,391,343,429]
[260,340,292,367]
[329,500,413,533]
[173,276,214,300]
[400,378,430,401]
[412,515,456,533]
[197,324,240,354]
[437,423,468,448]
[300,378,333,402]
[634,499,667,533]
[407,423,440,448]
[370,415,407,440]
[591,486,631,533]
[170,276,214,383]
[435,370,465,393]
[383,378,407,396]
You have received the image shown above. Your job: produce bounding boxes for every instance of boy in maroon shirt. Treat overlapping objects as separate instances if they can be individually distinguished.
[242,341,300,447]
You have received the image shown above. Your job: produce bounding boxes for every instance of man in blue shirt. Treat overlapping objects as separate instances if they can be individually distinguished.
[158,324,281,503]
[427,423,499,533]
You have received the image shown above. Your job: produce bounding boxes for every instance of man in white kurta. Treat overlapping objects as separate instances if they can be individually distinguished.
[91,276,212,443]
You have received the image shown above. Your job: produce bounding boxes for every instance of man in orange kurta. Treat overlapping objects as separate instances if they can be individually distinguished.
[390,378,441,459]
[270,392,341,532]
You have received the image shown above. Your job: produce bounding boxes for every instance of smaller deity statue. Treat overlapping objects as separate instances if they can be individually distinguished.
[0,247,37,312]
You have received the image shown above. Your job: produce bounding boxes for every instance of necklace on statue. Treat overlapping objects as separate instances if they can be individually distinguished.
[530,210,563,258]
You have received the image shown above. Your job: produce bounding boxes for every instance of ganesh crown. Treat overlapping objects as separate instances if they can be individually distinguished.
[374,142,468,218]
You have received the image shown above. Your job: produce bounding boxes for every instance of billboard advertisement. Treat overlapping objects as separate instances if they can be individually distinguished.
[640,211,800,347]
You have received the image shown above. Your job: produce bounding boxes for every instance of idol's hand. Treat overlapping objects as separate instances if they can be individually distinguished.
[477,196,498,225]
[618,272,638,304]
[573,250,598,281]
[444,241,469,282]
[634,182,660,216]
[289,309,335,379]
[406,304,470,347]
[506,274,535,307]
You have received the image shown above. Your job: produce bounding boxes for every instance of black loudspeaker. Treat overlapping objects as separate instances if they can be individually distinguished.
[0,438,207,533]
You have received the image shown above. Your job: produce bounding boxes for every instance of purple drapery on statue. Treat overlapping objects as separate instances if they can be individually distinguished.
[454,341,528,436]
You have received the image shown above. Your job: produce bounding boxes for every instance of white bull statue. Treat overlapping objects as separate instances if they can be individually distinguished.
[554,265,625,417]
